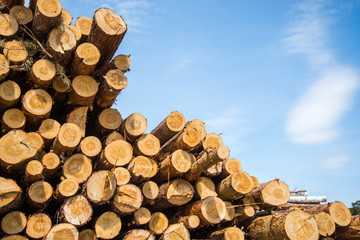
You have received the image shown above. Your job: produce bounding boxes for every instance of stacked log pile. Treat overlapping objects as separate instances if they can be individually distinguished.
[0,1,358,239]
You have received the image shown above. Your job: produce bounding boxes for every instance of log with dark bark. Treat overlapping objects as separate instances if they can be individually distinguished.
[305,202,352,227]
[210,226,244,240]
[335,215,360,240]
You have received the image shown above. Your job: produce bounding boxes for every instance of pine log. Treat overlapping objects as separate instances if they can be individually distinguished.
[0,177,22,214]
[103,131,124,147]
[185,146,230,182]
[49,76,70,110]
[84,170,117,205]
[78,136,101,159]
[55,178,79,201]
[1,211,27,235]
[68,25,82,44]
[0,80,21,112]
[112,184,142,215]
[1,108,26,134]
[38,119,60,148]
[160,128,201,154]
[31,0,62,41]
[3,40,28,64]
[219,158,242,179]
[60,195,93,227]
[313,212,335,237]
[94,211,121,239]
[179,196,226,225]
[87,8,127,68]
[79,229,96,240]
[26,213,52,239]
[0,130,43,173]
[151,179,194,210]
[305,202,352,227]
[1,235,28,240]
[148,212,169,235]
[95,69,127,108]
[210,226,244,240]
[234,206,255,222]
[128,207,152,226]
[75,17,92,43]
[223,201,236,222]
[0,54,10,81]
[185,119,207,140]
[251,175,260,188]
[204,162,222,178]
[335,215,360,240]
[242,194,260,210]
[62,153,92,184]
[172,215,200,230]
[26,180,53,209]
[142,181,159,205]
[61,9,72,25]
[247,215,272,240]
[51,123,82,155]
[22,89,52,128]
[45,223,79,240]
[111,167,130,186]
[10,5,33,26]
[217,171,254,201]
[93,108,122,137]
[70,43,100,76]
[47,25,77,66]
[120,113,147,142]
[97,54,131,75]
[122,229,155,240]
[245,179,290,209]
[195,177,217,199]
[192,132,223,154]
[24,160,44,183]
[66,106,88,138]
[0,14,18,38]
[150,111,186,146]
[133,134,160,157]
[97,139,133,169]
[41,152,60,179]
[127,156,154,183]
[1,0,24,12]
[68,75,98,106]
[160,223,190,240]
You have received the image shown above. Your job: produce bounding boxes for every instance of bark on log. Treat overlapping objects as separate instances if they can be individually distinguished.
[112,184,142,216]
[210,226,244,240]
[45,223,79,240]
[160,128,200,154]
[22,89,52,128]
[185,146,230,182]
[97,54,131,76]
[219,158,242,179]
[245,179,290,209]
[68,75,98,106]
[26,180,53,209]
[38,119,60,148]
[154,149,192,182]
[26,213,52,239]
[47,25,77,67]
[0,80,21,112]
[51,123,82,155]
[142,181,159,205]
[70,43,100,76]
[10,5,33,26]
[150,111,185,146]
[127,156,154,183]
[1,108,26,134]
[195,177,217,200]
[335,215,360,240]
[94,211,121,240]
[60,195,93,227]
[217,171,254,201]
[128,207,151,226]
[160,223,190,240]
[87,8,127,68]
[0,14,18,38]
[313,212,335,237]
[41,152,59,179]
[75,17,92,43]
[1,0,24,12]
[133,133,160,157]
[172,215,200,230]
[31,0,62,41]
[66,106,88,138]
[78,136,101,159]
[120,113,147,142]
[111,167,130,186]
[234,206,255,222]
[93,108,122,137]
[3,40,28,64]
[1,211,27,235]
[0,54,10,81]
[62,154,92,184]
[54,178,79,201]
[178,196,226,225]
[24,160,44,184]
[84,170,117,205]
[151,179,194,210]
[305,202,352,227]
[122,229,155,240]
[95,69,127,108]
[185,119,207,141]
[97,139,133,169]
[0,177,22,214]
[148,212,168,235]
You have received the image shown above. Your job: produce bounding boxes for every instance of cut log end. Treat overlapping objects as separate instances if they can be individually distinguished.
[63,154,92,184]
[30,59,56,88]
[61,9,72,25]
[314,212,335,237]
[62,195,93,227]
[123,229,155,240]
[113,184,142,215]
[79,229,96,240]
[195,177,217,200]
[112,167,130,186]
[85,170,117,204]
[123,113,147,140]
[166,179,194,206]
[133,207,151,225]
[171,149,192,173]
[1,211,27,235]
[22,89,52,121]
[0,14,18,38]
[166,111,186,132]
[57,178,79,199]
[128,156,153,181]
[71,43,100,76]
[100,140,133,168]
[42,152,60,178]
[162,223,190,240]
[45,223,79,240]
[80,136,102,158]
[4,40,28,64]
[0,54,10,81]
[179,215,200,229]
[201,196,227,224]
[149,212,168,235]
[113,54,131,72]
[37,0,62,18]
[2,108,26,132]
[283,209,319,240]
[261,179,290,207]
[27,181,53,208]
[75,16,92,41]
[203,133,223,149]
[38,119,60,144]
[142,181,159,200]
[135,134,160,157]
[210,226,244,240]
[26,213,52,239]
[0,80,21,109]
[329,201,352,227]
[69,75,98,106]
[10,5,33,25]
[52,123,82,155]
[98,108,122,132]
[223,201,236,222]
[95,211,121,239]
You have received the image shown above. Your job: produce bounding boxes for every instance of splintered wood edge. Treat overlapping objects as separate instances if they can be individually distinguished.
[72,75,98,98]
[285,209,319,240]
[142,181,159,200]
[1,211,27,235]
[3,109,26,129]
[163,223,190,240]
[86,170,117,202]
[37,0,62,17]
[95,8,127,35]
[26,213,52,239]
[99,108,122,130]
[95,211,121,239]
[0,80,21,102]
[75,17,92,36]
[63,154,92,184]
[201,196,226,224]
[58,178,79,197]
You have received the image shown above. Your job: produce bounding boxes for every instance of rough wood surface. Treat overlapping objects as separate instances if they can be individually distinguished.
[45,223,79,240]
[120,113,147,142]
[151,111,185,146]
[217,171,254,201]
[94,211,121,239]
[84,170,117,205]
[112,184,142,215]
[1,108,26,134]
[26,213,52,239]
[1,211,27,235]
[68,75,98,106]
[51,123,81,155]
[305,202,352,227]
[62,153,92,184]
[70,43,100,76]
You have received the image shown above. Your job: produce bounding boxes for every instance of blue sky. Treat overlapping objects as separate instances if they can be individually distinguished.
[61,0,360,206]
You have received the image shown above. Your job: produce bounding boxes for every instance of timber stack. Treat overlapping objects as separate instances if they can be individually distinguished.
[0,1,357,240]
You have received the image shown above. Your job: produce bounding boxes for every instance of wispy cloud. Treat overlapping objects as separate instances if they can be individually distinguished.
[164,56,194,79]
[318,155,351,170]
[284,0,359,144]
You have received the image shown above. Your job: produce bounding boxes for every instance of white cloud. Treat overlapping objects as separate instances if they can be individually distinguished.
[318,155,351,170]
[284,0,360,144]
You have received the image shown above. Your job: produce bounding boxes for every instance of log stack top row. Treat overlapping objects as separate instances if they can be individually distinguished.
[0,0,358,240]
